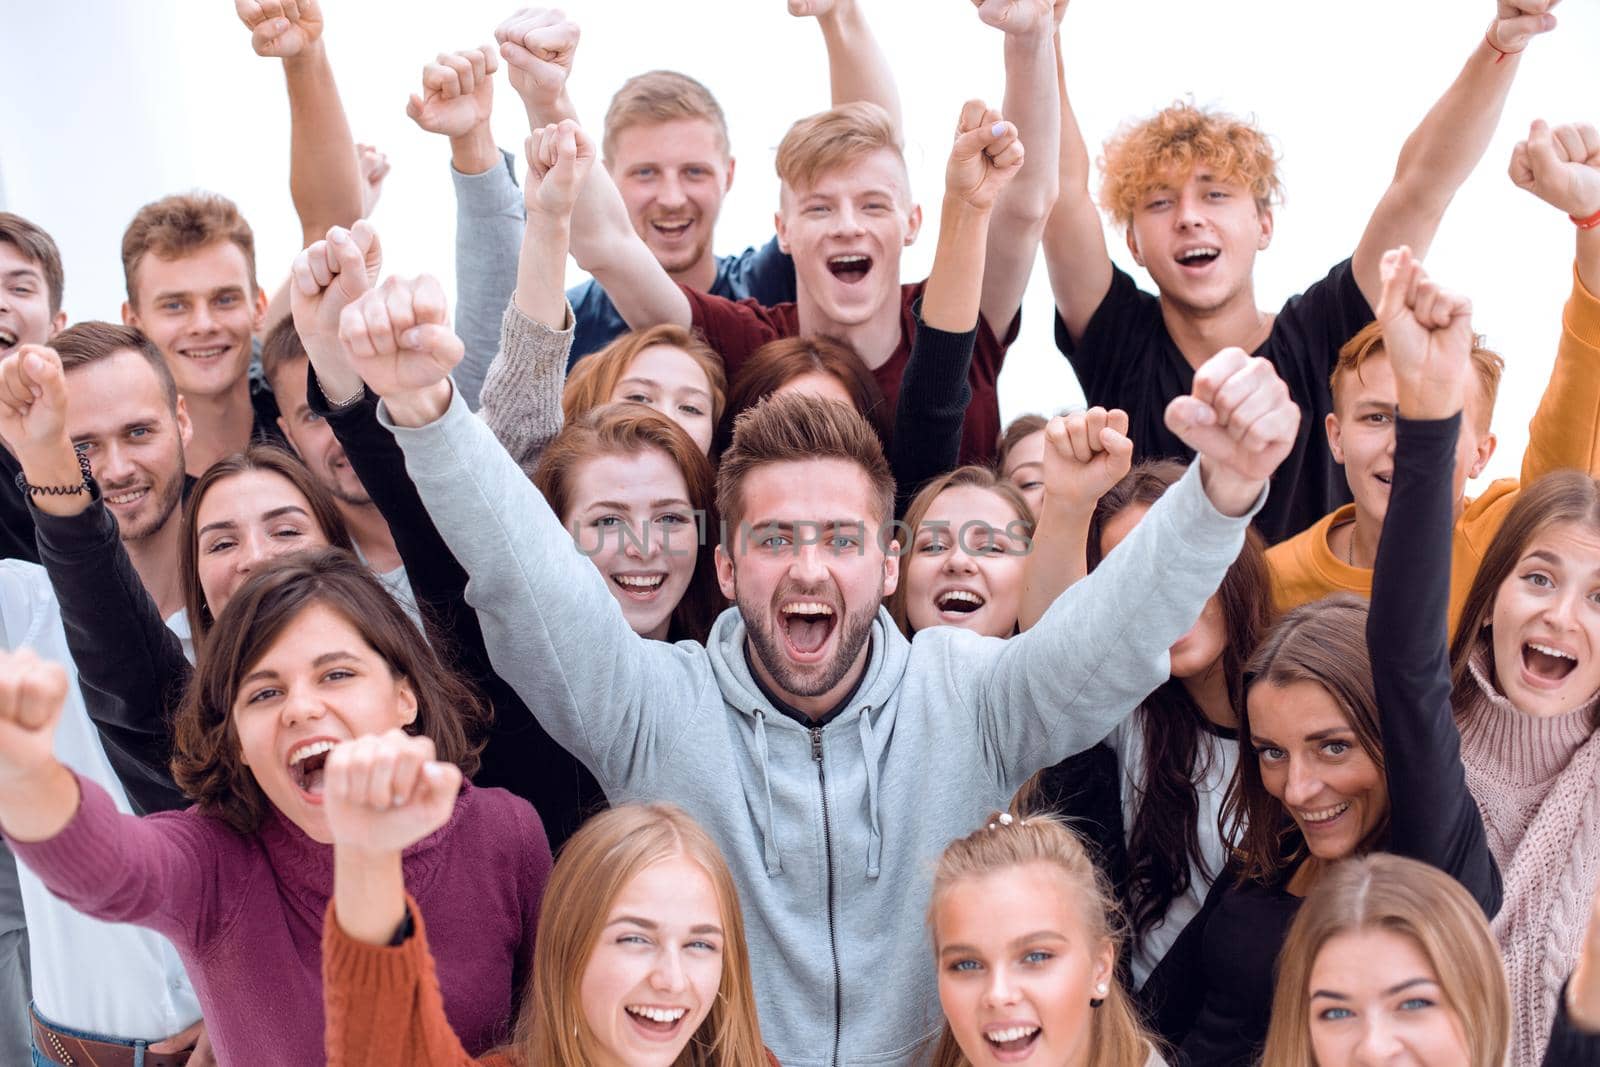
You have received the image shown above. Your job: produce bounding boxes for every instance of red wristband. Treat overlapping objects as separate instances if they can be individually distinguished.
[1573,207,1600,231]
[1485,30,1520,63]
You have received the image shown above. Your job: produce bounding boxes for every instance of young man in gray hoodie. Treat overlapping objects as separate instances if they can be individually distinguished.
[321,132,1301,1067]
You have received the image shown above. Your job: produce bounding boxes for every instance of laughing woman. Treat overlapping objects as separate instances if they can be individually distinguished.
[0,552,547,1067]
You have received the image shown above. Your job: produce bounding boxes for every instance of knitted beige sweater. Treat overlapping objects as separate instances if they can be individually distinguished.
[1459,650,1600,1067]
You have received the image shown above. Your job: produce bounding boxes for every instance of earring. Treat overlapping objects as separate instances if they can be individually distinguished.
[1090,982,1108,1009]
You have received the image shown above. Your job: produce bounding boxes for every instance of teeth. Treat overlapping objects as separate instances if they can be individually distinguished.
[106,489,148,505]
[1529,643,1576,662]
[1300,802,1350,824]
[185,346,228,359]
[654,220,691,231]
[939,590,984,607]
[0,330,16,347]
[288,739,335,766]
[1177,247,1219,262]
[781,601,835,615]
[829,254,868,265]
[626,1006,687,1023]
[615,574,665,589]
[985,1026,1039,1043]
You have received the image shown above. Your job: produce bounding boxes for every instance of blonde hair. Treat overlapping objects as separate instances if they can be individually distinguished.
[602,70,730,165]
[121,191,257,304]
[563,324,728,434]
[511,804,770,1067]
[775,102,907,199]
[1098,101,1282,229]
[927,810,1158,1067]
[1260,853,1509,1067]
[1329,319,1505,433]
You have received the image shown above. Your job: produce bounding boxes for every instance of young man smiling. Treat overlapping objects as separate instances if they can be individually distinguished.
[329,140,1302,1062]
[1268,118,1600,633]
[1043,0,1561,542]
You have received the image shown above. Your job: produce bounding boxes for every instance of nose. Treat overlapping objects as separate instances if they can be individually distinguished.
[279,683,327,729]
[1540,585,1586,634]
[941,545,978,575]
[982,965,1020,1009]
[830,202,866,237]
[187,300,216,336]
[1175,188,1207,230]
[1282,755,1323,810]
[787,542,829,586]
[1353,1014,1404,1065]
[657,170,687,210]
[95,440,137,488]
[622,520,659,562]
[649,945,688,994]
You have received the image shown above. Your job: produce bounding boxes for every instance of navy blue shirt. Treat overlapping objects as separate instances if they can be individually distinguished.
[566,237,796,367]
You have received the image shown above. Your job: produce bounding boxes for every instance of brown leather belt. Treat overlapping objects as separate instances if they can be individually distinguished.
[30,1014,192,1067]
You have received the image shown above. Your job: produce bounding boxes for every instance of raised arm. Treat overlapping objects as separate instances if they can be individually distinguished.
[1350,1,1560,304]
[890,102,1023,511]
[478,121,591,469]
[792,0,904,136]
[407,44,515,409]
[973,0,1060,333]
[1016,407,1132,631]
[1041,1,1114,345]
[1368,247,1498,912]
[0,650,80,843]
[498,10,692,331]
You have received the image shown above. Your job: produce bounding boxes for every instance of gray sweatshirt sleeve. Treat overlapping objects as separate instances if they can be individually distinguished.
[476,301,574,477]
[379,386,705,788]
[983,462,1260,792]
[451,150,526,410]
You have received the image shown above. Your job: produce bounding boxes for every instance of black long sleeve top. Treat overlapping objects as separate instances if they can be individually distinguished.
[1140,413,1501,1067]
[889,305,976,517]
[306,366,602,848]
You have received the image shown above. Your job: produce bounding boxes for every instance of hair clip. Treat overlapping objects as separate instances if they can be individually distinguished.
[986,812,1015,831]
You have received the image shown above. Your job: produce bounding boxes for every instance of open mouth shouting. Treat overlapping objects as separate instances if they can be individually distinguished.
[1174,245,1221,273]
[779,598,838,661]
[827,254,873,285]
[1296,800,1352,834]
[934,586,987,624]
[286,737,339,802]
[649,217,696,244]
[0,326,17,354]
[612,572,668,601]
[624,1004,690,1041]
[1522,640,1579,688]
[982,1022,1041,1061]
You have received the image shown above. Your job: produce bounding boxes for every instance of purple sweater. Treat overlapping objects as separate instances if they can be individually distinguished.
[7,773,549,1066]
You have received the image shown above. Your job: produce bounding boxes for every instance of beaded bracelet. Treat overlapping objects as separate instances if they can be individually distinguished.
[13,450,92,497]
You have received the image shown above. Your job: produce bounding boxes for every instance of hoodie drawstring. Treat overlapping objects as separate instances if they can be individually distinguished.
[857,708,883,878]
[752,710,783,875]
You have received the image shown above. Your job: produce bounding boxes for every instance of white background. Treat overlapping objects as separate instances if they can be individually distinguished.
[2,0,1596,488]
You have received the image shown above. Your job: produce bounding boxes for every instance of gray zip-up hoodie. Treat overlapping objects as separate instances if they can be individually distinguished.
[383,387,1258,1067]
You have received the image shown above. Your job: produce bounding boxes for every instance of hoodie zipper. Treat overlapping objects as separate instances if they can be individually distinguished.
[811,726,843,1067]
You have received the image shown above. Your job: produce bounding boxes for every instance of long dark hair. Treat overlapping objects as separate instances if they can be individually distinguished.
[1086,460,1273,941]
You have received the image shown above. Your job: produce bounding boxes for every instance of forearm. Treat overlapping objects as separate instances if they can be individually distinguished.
[1016,499,1091,631]
[477,302,572,471]
[571,165,690,329]
[925,199,992,330]
[13,438,88,519]
[995,27,1061,224]
[515,213,571,328]
[452,149,526,410]
[0,762,78,842]
[283,43,364,243]
[449,125,501,178]
[817,0,903,135]
[333,847,407,945]
[519,87,578,130]
[1042,30,1114,336]
[889,315,974,516]
[1579,225,1600,297]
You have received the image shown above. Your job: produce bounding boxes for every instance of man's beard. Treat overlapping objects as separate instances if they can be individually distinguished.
[739,588,877,700]
[114,466,184,543]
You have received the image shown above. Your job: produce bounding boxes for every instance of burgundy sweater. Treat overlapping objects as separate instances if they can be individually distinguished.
[7,773,549,1066]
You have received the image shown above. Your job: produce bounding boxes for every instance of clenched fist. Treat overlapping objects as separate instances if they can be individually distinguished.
[1165,348,1299,516]
[1375,247,1475,421]
[496,8,580,113]
[339,275,463,419]
[1510,119,1600,219]
[946,100,1024,213]
[323,730,463,855]
[0,649,68,790]
[1040,407,1133,513]
[0,344,68,458]
[236,0,324,59]
[405,46,500,140]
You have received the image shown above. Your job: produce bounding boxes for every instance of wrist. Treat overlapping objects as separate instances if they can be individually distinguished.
[1571,206,1600,231]
[1483,23,1523,62]
[333,845,407,946]
[0,761,77,843]
[449,125,500,176]
[280,38,328,72]
[1395,384,1465,422]
[381,380,454,428]
[1197,458,1263,519]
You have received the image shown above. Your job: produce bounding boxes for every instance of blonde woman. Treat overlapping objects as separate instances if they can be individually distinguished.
[928,810,1165,1067]
[322,774,774,1067]
[1261,853,1600,1067]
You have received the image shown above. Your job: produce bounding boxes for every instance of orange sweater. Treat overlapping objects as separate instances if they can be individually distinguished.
[1268,266,1600,634]
[323,898,781,1067]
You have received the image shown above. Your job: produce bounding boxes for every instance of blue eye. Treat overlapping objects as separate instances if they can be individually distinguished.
[1021,950,1052,965]
[1321,741,1351,757]
[1317,1007,1354,1022]
[1255,746,1286,763]
[1399,997,1435,1011]
[948,959,981,973]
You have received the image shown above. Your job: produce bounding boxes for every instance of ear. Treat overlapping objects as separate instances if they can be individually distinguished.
[251,287,269,334]
[881,536,900,598]
[275,416,295,452]
[1092,938,1116,993]
[48,310,67,337]
[121,300,139,327]
[1324,410,1346,464]
[395,675,419,728]
[723,154,737,194]
[175,396,194,451]
[1124,225,1144,268]
[1469,430,1498,480]
[715,543,737,601]
[1257,206,1275,251]
[775,209,790,256]
[902,203,923,247]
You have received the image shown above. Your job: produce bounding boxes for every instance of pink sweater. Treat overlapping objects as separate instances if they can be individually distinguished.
[7,773,550,1066]
[1459,651,1600,1067]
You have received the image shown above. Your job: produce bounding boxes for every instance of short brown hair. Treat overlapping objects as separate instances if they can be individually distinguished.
[172,549,486,835]
[776,102,906,198]
[1099,101,1282,228]
[534,404,724,642]
[51,321,178,413]
[1329,319,1505,431]
[716,392,895,538]
[180,447,356,638]
[121,192,258,305]
[1229,594,1387,886]
[0,212,64,315]
[562,324,727,438]
[260,316,308,398]
[719,336,891,455]
[602,70,730,165]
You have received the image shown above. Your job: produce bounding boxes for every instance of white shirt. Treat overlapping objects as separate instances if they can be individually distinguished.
[1109,710,1239,988]
[0,560,201,1040]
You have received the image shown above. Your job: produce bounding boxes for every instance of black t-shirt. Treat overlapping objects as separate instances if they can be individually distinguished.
[1055,261,1372,544]
[0,445,35,563]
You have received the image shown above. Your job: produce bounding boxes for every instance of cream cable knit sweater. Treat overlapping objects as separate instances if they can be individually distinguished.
[1460,650,1600,1067]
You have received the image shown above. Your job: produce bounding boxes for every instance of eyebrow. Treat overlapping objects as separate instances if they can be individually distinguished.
[150,284,245,303]
[1311,977,1436,1001]
[618,376,711,399]
[198,504,311,538]
[238,649,358,687]
[1,268,43,283]
[607,916,724,936]
[939,930,1067,957]
[1006,461,1043,476]
[586,498,693,512]
[70,420,158,444]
